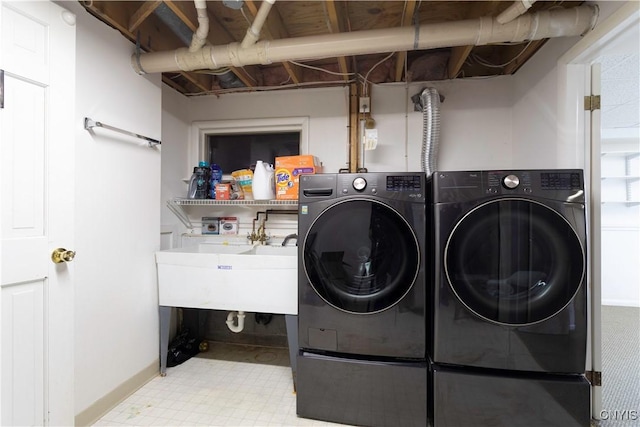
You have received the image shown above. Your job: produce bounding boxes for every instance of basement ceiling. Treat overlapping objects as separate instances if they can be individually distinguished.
[81,1,585,97]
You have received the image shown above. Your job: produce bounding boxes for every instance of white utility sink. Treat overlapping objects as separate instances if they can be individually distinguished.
[155,243,298,314]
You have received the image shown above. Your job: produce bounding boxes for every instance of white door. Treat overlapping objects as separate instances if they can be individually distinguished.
[0,1,76,425]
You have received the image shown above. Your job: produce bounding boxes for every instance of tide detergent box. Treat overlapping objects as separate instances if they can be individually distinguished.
[275,155,322,200]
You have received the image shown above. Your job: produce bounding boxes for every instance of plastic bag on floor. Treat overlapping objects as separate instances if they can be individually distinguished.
[167,328,201,367]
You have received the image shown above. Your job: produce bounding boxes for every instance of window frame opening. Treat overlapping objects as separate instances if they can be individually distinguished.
[189,117,310,178]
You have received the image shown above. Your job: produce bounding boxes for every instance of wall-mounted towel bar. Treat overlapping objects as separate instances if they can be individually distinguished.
[84,117,161,147]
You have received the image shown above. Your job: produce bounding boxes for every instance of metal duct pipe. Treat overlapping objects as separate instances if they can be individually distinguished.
[132,5,598,74]
[497,0,538,25]
[420,88,441,178]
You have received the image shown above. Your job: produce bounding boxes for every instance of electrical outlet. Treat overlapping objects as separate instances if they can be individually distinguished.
[359,97,370,113]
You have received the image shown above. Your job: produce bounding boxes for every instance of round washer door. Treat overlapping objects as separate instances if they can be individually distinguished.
[444,199,585,326]
[303,199,420,314]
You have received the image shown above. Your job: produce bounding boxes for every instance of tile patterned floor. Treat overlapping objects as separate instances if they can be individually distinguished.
[93,344,347,427]
[94,306,638,427]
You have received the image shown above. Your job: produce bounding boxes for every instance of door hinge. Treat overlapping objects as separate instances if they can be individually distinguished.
[584,95,601,111]
[586,370,602,386]
[0,69,4,109]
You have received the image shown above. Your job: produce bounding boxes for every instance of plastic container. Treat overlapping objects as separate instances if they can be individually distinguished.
[231,169,253,200]
[252,161,275,200]
[188,162,210,199]
[209,163,223,199]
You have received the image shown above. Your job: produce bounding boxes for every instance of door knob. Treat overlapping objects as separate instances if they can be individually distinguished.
[51,248,76,264]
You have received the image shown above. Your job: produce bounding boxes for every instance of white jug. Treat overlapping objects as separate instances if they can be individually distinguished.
[252,160,275,200]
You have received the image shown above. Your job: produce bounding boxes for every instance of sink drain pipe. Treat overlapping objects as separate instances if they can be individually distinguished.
[226,310,246,333]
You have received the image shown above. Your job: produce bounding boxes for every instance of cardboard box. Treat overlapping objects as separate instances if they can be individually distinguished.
[202,217,219,235]
[275,155,322,200]
[219,217,238,235]
[215,183,231,200]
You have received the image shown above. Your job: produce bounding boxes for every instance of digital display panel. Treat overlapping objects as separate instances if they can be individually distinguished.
[540,173,581,190]
[386,175,422,191]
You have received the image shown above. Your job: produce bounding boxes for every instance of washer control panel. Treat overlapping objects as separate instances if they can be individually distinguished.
[333,173,424,200]
[353,177,367,191]
[502,174,520,189]
[487,171,533,194]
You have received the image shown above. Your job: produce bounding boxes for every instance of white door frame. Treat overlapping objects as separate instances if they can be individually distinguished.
[556,1,640,420]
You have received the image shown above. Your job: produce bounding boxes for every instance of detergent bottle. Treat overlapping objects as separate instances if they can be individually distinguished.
[252,161,275,200]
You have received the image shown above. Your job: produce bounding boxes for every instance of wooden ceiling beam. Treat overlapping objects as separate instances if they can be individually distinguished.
[162,74,188,94]
[243,0,302,85]
[164,0,234,42]
[502,40,547,75]
[448,45,473,79]
[128,1,161,33]
[182,71,214,93]
[443,1,506,81]
[394,0,417,83]
[83,1,138,40]
[325,0,350,83]
[162,0,262,89]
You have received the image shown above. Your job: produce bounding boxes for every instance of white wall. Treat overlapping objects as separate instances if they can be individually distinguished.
[161,86,191,248]
[176,78,514,175]
[188,87,350,174]
[67,1,162,418]
[512,36,584,168]
[510,1,632,169]
[511,0,639,307]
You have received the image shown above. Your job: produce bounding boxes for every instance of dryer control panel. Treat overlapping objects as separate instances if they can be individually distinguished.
[432,170,584,203]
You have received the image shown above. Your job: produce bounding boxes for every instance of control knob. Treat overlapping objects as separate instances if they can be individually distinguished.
[353,177,367,191]
[503,174,520,189]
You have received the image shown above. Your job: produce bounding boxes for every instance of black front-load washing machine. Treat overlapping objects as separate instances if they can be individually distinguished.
[428,170,590,427]
[296,172,427,427]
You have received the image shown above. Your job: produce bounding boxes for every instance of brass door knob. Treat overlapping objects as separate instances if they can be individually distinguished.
[51,248,76,264]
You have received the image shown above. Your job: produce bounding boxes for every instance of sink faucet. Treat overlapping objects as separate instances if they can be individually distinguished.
[282,233,298,247]
[257,219,269,245]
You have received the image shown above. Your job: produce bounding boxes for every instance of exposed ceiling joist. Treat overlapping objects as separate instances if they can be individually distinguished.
[81,1,592,97]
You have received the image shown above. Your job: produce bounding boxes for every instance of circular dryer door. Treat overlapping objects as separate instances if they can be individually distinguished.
[303,199,420,314]
[445,199,585,326]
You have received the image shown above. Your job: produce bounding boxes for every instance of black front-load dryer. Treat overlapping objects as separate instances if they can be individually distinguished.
[296,172,427,427]
[430,170,587,374]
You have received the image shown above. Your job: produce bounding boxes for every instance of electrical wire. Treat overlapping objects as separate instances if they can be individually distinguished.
[240,6,252,26]
[361,51,396,96]
[289,60,356,77]
[194,68,233,76]
[471,40,534,69]
[184,78,358,96]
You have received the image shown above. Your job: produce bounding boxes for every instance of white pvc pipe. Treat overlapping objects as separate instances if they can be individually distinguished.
[226,311,246,333]
[189,0,209,52]
[131,5,598,74]
[497,0,538,25]
[241,0,276,49]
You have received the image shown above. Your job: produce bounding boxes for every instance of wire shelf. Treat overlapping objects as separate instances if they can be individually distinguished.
[172,198,298,206]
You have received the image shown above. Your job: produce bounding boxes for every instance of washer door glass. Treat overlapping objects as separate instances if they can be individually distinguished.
[303,199,420,314]
[445,199,584,326]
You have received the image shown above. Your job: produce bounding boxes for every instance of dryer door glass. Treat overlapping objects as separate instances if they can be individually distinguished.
[303,199,420,314]
[445,199,585,325]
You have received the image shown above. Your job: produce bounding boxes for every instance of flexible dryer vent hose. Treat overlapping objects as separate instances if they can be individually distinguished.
[420,87,441,178]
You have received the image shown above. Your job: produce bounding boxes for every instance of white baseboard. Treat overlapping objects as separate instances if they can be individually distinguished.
[74,360,159,426]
